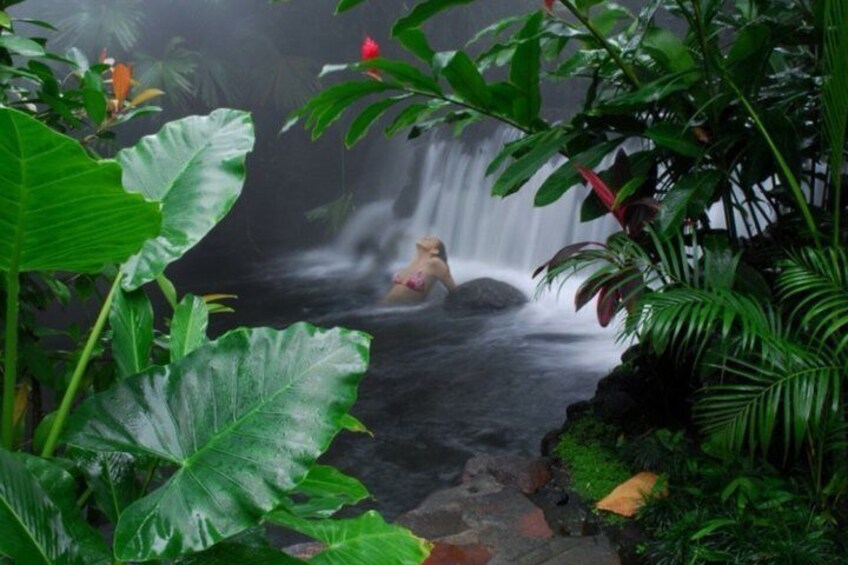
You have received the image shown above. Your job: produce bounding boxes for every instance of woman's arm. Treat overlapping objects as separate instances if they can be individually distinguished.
[429,258,457,291]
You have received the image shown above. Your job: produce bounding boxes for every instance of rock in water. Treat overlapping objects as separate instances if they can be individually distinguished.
[444,278,527,312]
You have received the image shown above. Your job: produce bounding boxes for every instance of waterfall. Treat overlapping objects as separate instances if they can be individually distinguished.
[346,128,618,274]
[405,130,617,272]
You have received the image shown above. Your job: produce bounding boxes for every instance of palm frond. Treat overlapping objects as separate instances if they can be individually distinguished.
[136,38,200,108]
[779,247,848,354]
[697,347,843,459]
[630,287,776,359]
[822,0,848,239]
[195,58,242,108]
[54,0,145,54]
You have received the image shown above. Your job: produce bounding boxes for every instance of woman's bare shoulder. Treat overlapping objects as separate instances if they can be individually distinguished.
[426,256,449,270]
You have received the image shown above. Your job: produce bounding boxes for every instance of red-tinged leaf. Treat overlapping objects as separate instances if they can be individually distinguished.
[575,163,626,225]
[618,268,643,313]
[623,197,660,236]
[112,63,132,110]
[596,284,617,327]
[575,271,609,312]
[532,241,595,278]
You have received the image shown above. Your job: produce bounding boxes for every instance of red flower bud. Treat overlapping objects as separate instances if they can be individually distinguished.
[361,36,380,61]
[543,0,555,13]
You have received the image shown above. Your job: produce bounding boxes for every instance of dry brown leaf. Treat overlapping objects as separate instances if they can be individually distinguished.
[595,471,667,517]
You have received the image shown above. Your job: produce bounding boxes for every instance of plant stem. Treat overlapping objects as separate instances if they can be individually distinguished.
[76,486,93,508]
[2,266,21,449]
[140,460,159,495]
[41,274,121,458]
[727,79,822,248]
[558,0,641,89]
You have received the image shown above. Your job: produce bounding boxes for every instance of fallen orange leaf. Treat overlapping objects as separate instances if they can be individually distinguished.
[596,471,667,517]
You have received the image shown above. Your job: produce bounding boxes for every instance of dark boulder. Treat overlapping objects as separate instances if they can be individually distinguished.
[444,278,527,312]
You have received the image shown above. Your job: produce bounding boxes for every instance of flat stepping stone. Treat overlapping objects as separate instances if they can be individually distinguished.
[397,456,621,565]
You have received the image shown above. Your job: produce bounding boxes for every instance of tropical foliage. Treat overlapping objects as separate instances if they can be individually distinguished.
[290,0,848,558]
[0,1,429,562]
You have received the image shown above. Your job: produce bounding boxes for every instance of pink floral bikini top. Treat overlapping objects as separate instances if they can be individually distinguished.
[392,270,426,292]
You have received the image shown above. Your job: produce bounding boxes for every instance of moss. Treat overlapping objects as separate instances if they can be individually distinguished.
[555,417,631,502]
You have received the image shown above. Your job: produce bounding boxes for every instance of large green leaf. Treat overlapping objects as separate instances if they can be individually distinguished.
[69,448,139,525]
[0,449,83,564]
[644,122,704,158]
[279,464,370,519]
[118,109,255,290]
[509,13,542,126]
[267,510,431,565]
[0,108,160,274]
[396,28,436,64]
[392,0,474,36]
[110,287,154,379]
[534,140,622,206]
[491,129,571,197]
[17,454,111,565]
[657,170,721,236]
[169,293,209,362]
[335,0,368,13]
[345,96,409,148]
[64,324,371,561]
[434,51,492,109]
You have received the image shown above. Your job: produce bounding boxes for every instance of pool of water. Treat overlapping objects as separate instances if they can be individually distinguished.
[207,251,622,519]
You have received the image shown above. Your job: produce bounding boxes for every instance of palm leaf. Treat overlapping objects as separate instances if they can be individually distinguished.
[136,37,200,109]
[634,287,775,359]
[697,345,842,459]
[823,0,848,241]
[778,247,848,354]
[53,0,145,53]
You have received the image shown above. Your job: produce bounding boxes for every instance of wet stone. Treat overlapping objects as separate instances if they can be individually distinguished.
[462,455,552,495]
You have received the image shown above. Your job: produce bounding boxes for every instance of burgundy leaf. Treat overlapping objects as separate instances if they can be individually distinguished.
[575,164,626,226]
[532,242,595,278]
[596,284,618,327]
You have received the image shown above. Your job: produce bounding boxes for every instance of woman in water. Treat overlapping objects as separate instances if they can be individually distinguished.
[381,236,457,304]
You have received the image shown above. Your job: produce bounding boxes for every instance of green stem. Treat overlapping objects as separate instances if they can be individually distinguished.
[727,78,822,248]
[76,486,93,508]
[140,460,158,495]
[41,274,121,458]
[558,0,641,89]
[2,266,21,449]
[833,172,843,247]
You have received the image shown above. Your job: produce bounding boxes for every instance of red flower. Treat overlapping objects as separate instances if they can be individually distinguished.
[361,36,380,60]
[543,0,556,13]
[361,36,381,79]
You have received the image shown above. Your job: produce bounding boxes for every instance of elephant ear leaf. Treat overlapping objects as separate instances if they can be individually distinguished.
[118,109,255,290]
[64,324,370,561]
[266,509,432,564]
[109,288,154,379]
[169,293,209,362]
[0,108,160,274]
[0,449,109,565]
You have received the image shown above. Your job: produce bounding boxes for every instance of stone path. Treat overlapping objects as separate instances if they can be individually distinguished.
[397,455,621,565]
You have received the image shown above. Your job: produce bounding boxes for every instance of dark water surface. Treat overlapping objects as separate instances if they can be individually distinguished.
[203,253,618,520]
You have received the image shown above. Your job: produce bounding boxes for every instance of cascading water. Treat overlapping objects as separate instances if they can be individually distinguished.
[255,129,627,519]
[402,129,617,273]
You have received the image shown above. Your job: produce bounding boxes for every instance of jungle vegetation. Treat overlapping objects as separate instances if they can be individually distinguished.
[289,0,848,561]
